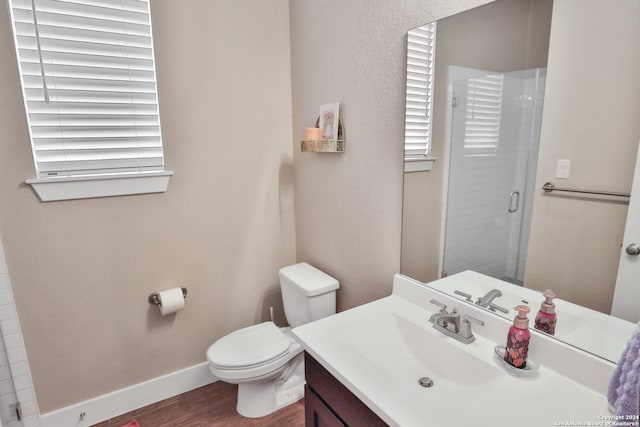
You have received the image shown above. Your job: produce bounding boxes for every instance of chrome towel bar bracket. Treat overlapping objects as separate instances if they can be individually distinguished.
[542,181,630,198]
[148,287,188,305]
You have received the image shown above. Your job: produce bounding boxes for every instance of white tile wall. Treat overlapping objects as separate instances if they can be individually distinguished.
[0,240,39,427]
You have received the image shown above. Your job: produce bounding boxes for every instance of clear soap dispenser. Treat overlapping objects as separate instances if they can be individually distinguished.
[534,289,557,335]
[504,305,531,369]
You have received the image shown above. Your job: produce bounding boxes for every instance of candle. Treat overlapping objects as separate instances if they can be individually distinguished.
[305,127,322,140]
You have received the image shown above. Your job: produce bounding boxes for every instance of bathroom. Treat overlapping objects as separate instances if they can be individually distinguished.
[0,0,638,426]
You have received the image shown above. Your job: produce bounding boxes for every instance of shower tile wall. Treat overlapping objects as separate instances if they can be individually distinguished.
[0,241,39,427]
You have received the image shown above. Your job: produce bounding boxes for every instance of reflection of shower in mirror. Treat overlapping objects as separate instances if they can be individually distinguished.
[441,66,546,286]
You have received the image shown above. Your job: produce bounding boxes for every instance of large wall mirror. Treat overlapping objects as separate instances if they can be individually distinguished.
[400,0,640,363]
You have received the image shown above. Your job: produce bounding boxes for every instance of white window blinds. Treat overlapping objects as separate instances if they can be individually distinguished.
[463,74,504,155]
[404,22,436,160]
[8,0,165,178]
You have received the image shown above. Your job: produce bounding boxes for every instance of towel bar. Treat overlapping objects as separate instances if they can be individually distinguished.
[542,181,630,198]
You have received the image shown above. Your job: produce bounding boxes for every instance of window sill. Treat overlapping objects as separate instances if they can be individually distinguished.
[26,171,174,202]
[404,157,436,172]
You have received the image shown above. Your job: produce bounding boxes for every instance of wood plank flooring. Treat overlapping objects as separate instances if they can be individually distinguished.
[90,381,305,427]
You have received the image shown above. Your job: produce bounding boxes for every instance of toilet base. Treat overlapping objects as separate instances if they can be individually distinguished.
[236,353,305,418]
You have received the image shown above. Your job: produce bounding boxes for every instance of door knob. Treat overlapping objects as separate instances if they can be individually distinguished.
[625,243,640,256]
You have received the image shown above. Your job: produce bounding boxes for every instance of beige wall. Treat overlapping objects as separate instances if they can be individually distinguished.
[400,0,552,283]
[289,0,496,311]
[0,0,295,412]
[435,0,551,73]
[525,0,640,313]
[401,171,442,282]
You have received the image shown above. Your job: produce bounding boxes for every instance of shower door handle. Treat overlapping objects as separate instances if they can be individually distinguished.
[508,191,520,213]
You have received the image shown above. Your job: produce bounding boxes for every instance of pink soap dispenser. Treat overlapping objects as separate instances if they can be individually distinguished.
[534,289,557,335]
[504,305,531,369]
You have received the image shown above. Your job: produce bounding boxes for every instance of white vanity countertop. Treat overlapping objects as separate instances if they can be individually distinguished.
[293,274,616,427]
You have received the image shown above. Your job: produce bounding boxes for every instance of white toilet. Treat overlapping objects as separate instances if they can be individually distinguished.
[206,262,339,418]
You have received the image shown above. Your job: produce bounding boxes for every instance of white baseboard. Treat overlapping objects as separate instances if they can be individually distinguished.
[39,362,217,427]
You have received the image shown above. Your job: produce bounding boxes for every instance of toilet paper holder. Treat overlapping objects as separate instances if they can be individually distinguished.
[148,287,188,305]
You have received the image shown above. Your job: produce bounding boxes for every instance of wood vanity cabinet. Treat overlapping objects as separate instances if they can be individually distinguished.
[304,352,388,427]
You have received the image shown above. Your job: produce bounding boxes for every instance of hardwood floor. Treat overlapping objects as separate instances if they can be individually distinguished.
[90,381,305,427]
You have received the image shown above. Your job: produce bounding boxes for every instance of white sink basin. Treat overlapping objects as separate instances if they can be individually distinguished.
[340,311,501,389]
[292,274,614,427]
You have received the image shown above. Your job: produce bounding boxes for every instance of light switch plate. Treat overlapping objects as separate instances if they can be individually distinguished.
[556,159,571,179]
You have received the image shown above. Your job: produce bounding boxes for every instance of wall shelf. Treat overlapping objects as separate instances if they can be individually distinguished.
[300,139,345,153]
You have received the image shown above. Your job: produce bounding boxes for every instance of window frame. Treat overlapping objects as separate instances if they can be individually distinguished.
[7,0,172,201]
[404,22,437,172]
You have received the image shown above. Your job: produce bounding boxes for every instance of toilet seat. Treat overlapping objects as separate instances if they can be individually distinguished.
[207,322,296,381]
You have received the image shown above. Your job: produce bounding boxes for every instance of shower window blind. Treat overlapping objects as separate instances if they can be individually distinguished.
[463,74,504,156]
[7,0,171,200]
[404,22,436,160]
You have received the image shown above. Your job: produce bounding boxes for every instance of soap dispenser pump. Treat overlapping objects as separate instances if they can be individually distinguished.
[504,305,531,369]
[534,289,557,335]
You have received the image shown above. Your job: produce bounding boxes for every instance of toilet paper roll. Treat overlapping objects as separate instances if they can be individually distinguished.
[158,287,185,316]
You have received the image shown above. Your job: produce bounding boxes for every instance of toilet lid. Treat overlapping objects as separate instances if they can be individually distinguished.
[207,322,291,369]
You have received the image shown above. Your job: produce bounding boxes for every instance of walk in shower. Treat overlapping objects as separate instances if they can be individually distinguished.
[441,66,546,285]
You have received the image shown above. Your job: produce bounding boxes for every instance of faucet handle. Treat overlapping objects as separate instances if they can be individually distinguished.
[488,302,509,314]
[463,315,484,326]
[460,315,484,341]
[430,299,448,313]
[428,300,448,324]
[454,290,473,302]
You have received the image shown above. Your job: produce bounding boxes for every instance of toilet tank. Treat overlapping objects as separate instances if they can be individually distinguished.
[279,263,339,328]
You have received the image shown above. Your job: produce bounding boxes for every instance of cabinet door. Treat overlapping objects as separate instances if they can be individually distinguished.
[304,353,387,427]
[305,386,345,427]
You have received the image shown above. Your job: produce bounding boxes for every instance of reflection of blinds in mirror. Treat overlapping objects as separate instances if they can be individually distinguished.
[404,22,436,159]
[463,74,503,155]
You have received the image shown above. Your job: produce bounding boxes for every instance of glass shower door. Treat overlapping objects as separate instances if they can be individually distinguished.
[441,67,545,284]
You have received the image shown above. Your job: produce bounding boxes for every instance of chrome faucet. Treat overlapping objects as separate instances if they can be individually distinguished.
[431,308,461,333]
[429,300,484,344]
[475,289,502,308]
[475,289,509,313]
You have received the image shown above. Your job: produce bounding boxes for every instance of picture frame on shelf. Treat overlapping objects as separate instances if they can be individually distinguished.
[319,103,340,141]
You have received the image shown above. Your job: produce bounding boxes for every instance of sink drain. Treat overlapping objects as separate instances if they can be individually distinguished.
[418,377,434,388]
